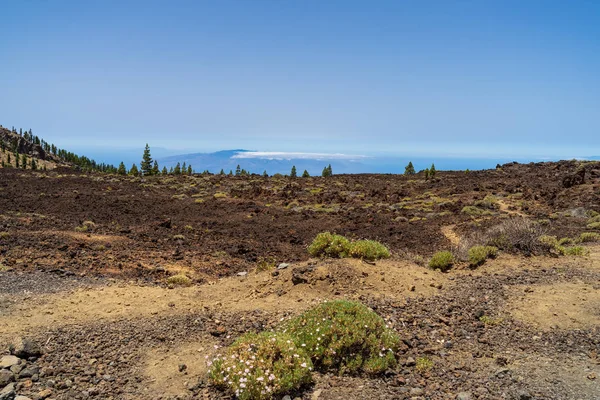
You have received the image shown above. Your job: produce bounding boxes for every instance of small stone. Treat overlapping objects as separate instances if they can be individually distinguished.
[405,357,416,366]
[237,271,248,276]
[0,383,16,400]
[0,369,15,387]
[311,389,322,400]
[282,396,292,400]
[277,263,290,270]
[409,285,416,292]
[9,338,42,359]
[18,366,39,379]
[409,387,424,396]
[37,389,52,399]
[15,396,33,400]
[178,364,187,372]
[0,356,20,369]
[587,372,596,380]
[456,392,472,400]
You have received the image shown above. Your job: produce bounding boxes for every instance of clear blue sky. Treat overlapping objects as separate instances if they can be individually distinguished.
[1,0,599,158]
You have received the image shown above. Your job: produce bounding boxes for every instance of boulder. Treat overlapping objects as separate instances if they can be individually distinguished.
[9,338,42,359]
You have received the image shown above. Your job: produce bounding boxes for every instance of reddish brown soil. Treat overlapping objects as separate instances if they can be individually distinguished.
[1,161,598,282]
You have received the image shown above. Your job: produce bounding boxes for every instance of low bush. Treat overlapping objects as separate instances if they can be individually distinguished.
[485,218,547,256]
[474,195,499,210]
[0,232,9,239]
[166,274,192,286]
[308,233,390,261]
[308,232,351,258]
[468,246,498,267]
[415,356,434,373]
[558,237,574,246]
[347,240,391,261]
[564,246,589,256]
[208,331,313,400]
[579,232,600,243]
[281,300,400,375]
[428,251,454,272]
[461,206,491,216]
[587,221,600,229]
[75,220,96,232]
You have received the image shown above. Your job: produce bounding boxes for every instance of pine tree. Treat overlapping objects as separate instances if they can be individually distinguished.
[31,158,37,170]
[321,166,328,177]
[174,162,181,175]
[14,152,19,168]
[162,166,168,175]
[7,154,11,166]
[169,166,174,174]
[424,168,430,181]
[129,163,139,176]
[140,144,153,175]
[404,161,415,175]
[302,170,310,178]
[117,162,127,175]
[262,170,268,177]
[182,162,187,172]
[322,164,333,177]
[430,163,436,178]
[290,165,297,178]
[21,154,27,169]
[229,170,233,176]
[235,165,241,176]
[187,165,193,175]
[152,160,159,175]
[219,169,225,175]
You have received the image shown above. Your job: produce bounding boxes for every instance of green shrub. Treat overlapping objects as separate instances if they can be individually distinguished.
[281,300,400,375]
[588,215,600,224]
[428,251,454,272]
[308,232,351,258]
[587,221,600,229]
[564,246,589,256]
[348,240,391,261]
[579,232,600,243]
[588,210,599,218]
[468,246,498,267]
[208,331,313,400]
[172,234,186,240]
[461,206,491,216]
[474,195,499,210]
[166,274,192,286]
[0,232,9,239]
[415,356,434,373]
[538,235,559,248]
[558,237,574,246]
[75,220,96,232]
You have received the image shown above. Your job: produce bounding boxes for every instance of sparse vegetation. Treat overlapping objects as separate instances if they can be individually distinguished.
[468,245,498,267]
[208,331,313,400]
[282,300,400,375]
[347,240,391,261]
[579,232,600,243]
[462,205,492,216]
[166,274,192,286]
[429,251,454,272]
[75,220,96,232]
[415,356,434,373]
[564,246,589,256]
[308,233,390,261]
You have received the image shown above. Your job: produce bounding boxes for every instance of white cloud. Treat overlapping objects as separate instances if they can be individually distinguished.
[231,151,367,161]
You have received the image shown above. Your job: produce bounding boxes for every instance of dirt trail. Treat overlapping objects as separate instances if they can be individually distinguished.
[440,225,461,246]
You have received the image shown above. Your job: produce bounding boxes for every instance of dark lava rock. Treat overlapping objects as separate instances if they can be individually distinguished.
[9,338,42,359]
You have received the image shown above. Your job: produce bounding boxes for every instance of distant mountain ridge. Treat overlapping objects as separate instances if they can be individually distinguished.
[157,149,367,175]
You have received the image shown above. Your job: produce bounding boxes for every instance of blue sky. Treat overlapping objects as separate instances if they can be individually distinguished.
[1,0,599,159]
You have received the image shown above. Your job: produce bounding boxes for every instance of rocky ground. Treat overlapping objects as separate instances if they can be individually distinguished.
[1,162,599,399]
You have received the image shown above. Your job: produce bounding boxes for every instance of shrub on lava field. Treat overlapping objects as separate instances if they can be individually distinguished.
[558,237,575,246]
[485,218,547,255]
[166,274,192,286]
[564,246,589,256]
[0,232,9,239]
[579,232,600,243]
[474,195,499,210]
[347,240,391,261]
[428,251,454,272]
[208,331,313,400]
[587,221,600,230]
[461,206,491,216]
[75,220,96,232]
[415,356,434,373]
[468,245,498,267]
[281,300,400,375]
[308,232,351,258]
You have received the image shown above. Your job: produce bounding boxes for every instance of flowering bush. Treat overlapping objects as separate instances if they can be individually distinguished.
[347,240,391,261]
[208,332,313,400]
[281,300,400,375]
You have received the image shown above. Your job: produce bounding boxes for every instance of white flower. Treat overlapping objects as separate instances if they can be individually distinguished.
[257,376,264,381]
[240,383,246,388]
[301,362,307,368]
